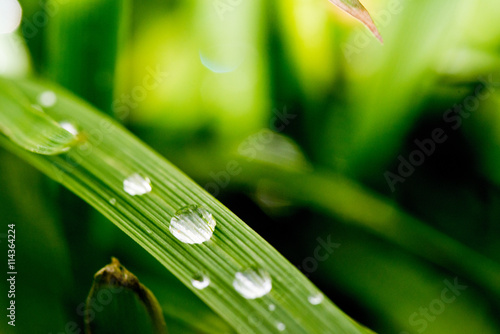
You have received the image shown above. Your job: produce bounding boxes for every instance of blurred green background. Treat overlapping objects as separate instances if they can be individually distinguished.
[1,0,500,333]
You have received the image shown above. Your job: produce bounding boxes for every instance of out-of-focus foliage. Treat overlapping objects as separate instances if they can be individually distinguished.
[0,0,500,333]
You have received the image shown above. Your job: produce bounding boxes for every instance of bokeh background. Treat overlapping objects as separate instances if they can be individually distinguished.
[1,0,500,333]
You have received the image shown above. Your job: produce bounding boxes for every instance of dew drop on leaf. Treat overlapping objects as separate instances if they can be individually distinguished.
[276,322,286,331]
[38,90,57,107]
[308,292,324,305]
[169,205,216,244]
[123,173,152,196]
[191,272,210,290]
[233,268,272,299]
[59,121,79,136]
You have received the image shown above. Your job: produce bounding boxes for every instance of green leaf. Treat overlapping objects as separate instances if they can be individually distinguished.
[85,257,167,334]
[329,0,383,42]
[0,77,374,333]
[0,79,76,155]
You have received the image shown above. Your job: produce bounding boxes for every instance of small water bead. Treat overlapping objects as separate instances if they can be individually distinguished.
[268,304,275,311]
[123,173,152,196]
[191,273,210,290]
[169,205,216,244]
[233,268,272,299]
[59,121,79,136]
[276,322,286,331]
[109,198,117,205]
[38,90,57,107]
[308,292,324,305]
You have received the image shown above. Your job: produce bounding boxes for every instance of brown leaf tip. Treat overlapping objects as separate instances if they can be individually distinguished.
[329,0,383,43]
[93,257,140,289]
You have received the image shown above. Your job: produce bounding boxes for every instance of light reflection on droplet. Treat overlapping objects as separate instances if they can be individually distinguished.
[169,205,216,244]
[308,292,324,305]
[233,268,272,299]
[38,91,57,107]
[123,173,152,196]
[59,121,79,136]
[191,272,210,290]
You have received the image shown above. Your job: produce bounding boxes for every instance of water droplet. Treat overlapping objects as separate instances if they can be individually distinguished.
[276,322,286,331]
[123,173,152,196]
[109,198,117,205]
[268,304,275,311]
[59,121,79,136]
[191,272,210,290]
[308,292,324,305]
[38,90,57,107]
[0,0,22,34]
[169,205,216,244]
[233,268,272,299]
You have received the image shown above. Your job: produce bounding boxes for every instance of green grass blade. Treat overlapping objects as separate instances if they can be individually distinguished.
[0,79,76,155]
[230,158,500,298]
[0,77,373,334]
[45,0,130,113]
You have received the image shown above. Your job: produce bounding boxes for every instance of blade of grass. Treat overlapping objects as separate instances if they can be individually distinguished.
[0,80,76,154]
[328,0,382,42]
[0,77,374,334]
[90,211,236,333]
[150,139,500,299]
[228,157,500,299]
[45,0,130,113]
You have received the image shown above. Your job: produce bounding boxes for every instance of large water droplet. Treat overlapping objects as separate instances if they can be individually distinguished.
[123,173,152,196]
[308,292,324,305]
[0,0,22,34]
[59,121,79,136]
[38,90,57,107]
[169,205,216,244]
[233,268,272,299]
[276,322,286,331]
[191,272,210,290]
